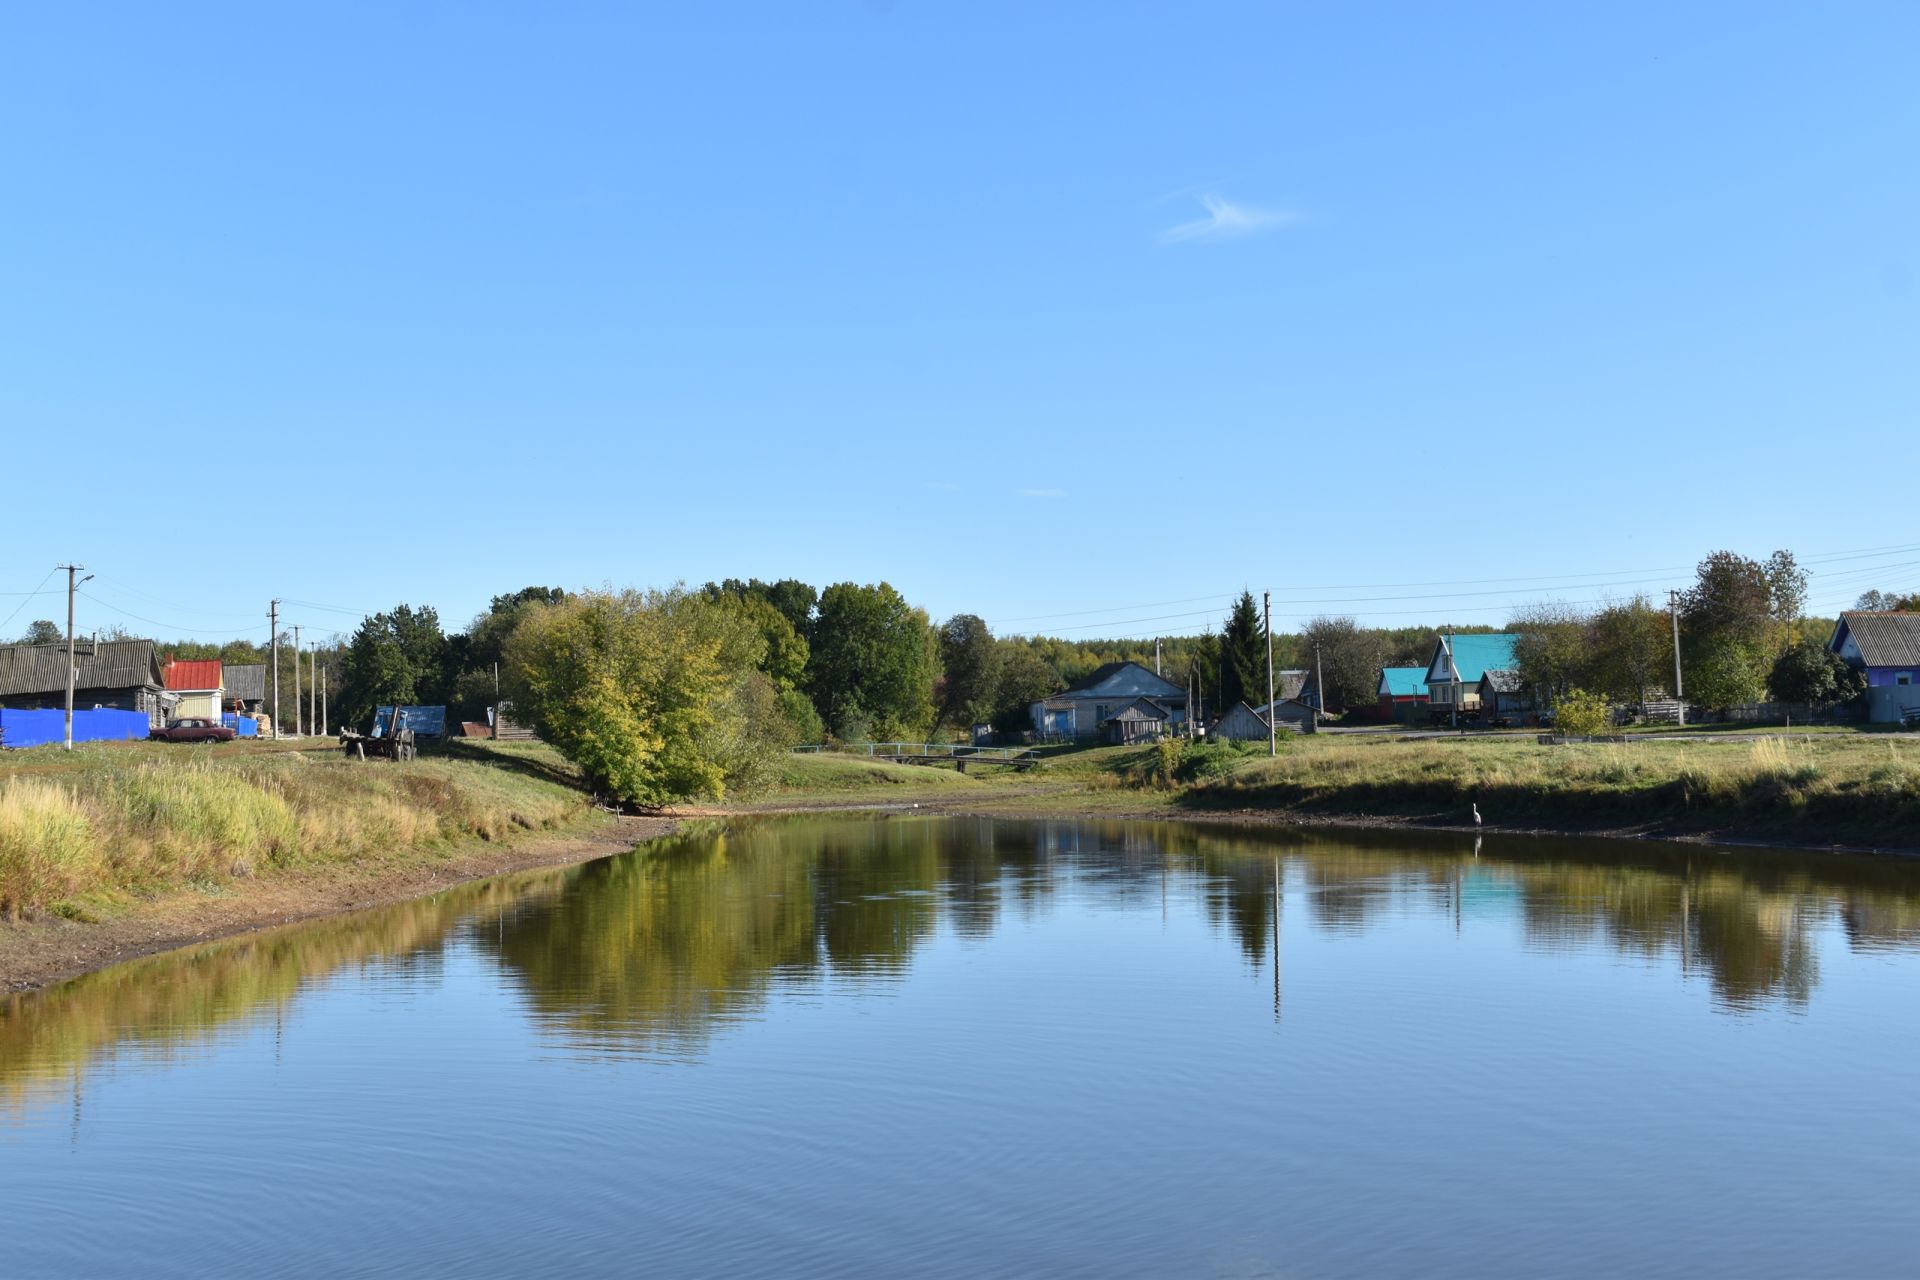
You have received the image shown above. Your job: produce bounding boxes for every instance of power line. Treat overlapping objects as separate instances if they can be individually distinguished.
[0,569,60,635]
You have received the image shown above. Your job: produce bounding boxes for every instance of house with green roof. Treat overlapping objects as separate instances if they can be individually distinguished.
[1375,666,1430,723]
[1423,633,1523,720]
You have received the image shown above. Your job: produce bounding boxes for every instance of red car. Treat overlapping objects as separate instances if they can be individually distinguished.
[151,717,238,743]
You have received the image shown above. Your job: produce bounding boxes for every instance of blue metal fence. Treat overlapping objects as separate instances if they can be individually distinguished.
[0,708,152,749]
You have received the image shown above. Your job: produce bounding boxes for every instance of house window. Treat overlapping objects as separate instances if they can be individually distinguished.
[1096,704,1110,722]
[1900,674,1913,686]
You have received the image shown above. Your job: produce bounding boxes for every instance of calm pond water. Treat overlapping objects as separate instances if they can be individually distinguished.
[5,815,1920,1277]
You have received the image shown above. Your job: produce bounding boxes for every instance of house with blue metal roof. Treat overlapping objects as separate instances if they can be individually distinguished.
[1375,666,1430,723]
[1423,633,1522,720]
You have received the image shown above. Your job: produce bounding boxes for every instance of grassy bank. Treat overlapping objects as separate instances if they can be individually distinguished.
[0,739,596,919]
[755,734,1920,847]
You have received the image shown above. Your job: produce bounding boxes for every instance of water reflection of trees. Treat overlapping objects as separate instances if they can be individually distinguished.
[10,817,1920,1102]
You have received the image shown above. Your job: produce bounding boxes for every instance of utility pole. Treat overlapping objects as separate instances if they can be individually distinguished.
[320,663,328,737]
[1669,589,1686,727]
[1314,641,1326,727]
[269,601,280,740]
[309,642,317,739]
[1264,591,1276,756]
[57,564,92,751]
[492,661,501,741]
[291,624,303,738]
[1446,626,1457,730]
[1154,638,1163,677]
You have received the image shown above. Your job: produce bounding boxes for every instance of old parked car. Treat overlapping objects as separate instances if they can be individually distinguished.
[151,717,238,743]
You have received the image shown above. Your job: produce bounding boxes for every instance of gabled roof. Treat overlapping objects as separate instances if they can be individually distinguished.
[164,658,223,691]
[1106,700,1168,723]
[1831,612,1920,667]
[1060,660,1185,700]
[1478,668,1526,693]
[1378,667,1430,698]
[226,664,267,701]
[0,640,164,697]
[1428,633,1522,684]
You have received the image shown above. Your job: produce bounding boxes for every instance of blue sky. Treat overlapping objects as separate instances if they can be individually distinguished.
[4,3,1916,644]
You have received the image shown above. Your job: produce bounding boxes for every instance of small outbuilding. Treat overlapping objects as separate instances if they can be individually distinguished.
[1102,698,1170,745]
[1475,669,1536,725]
[1209,700,1272,742]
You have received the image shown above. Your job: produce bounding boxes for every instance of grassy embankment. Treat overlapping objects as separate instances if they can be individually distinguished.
[763,734,1920,846]
[0,737,600,920]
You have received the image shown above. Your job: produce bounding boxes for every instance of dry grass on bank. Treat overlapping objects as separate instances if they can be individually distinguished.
[1183,733,1920,839]
[0,742,592,918]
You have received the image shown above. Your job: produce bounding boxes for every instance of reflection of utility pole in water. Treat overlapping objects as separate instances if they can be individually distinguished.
[1272,856,1283,1024]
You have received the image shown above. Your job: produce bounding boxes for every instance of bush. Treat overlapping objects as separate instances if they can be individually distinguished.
[1553,688,1612,739]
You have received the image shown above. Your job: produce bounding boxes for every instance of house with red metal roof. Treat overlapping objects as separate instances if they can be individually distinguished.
[163,657,225,721]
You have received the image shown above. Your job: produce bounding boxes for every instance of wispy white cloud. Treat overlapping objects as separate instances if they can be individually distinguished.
[1018,487,1067,498]
[1159,194,1301,245]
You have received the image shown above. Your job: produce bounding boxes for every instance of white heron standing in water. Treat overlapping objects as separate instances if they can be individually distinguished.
[1471,802,1482,828]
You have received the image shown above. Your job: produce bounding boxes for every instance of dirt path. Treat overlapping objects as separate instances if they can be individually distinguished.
[0,816,676,994]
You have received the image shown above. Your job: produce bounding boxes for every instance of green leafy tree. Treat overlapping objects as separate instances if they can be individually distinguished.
[1768,640,1863,706]
[1219,593,1264,710]
[1588,596,1671,705]
[504,587,786,805]
[1856,589,1920,612]
[1510,600,1598,698]
[1686,636,1767,710]
[1301,615,1389,713]
[19,620,61,645]
[936,614,1001,728]
[338,604,448,730]
[988,640,1063,731]
[806,582,937,741]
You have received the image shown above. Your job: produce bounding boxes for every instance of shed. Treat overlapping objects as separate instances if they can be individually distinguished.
[1102,699,1169,745]
[1255,697,1318,734]
[1475,669,1536,724]
[1210,700,1272,742]
[1829,612,1920,723]
[226,663,267,712]
[0,639,167,726]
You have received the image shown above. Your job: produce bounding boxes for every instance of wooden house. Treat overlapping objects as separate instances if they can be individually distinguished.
[1213,698,1317,740]
[1475,669,1536,725]
[163,657,225,721]
[1424,633,1522,719]
[225,663,267,713]
[1102,699,1170,745]
[1031,661,1187,741]
[1828,612,1920,723]
[0,639,167,725]
[1376,667,1430,723]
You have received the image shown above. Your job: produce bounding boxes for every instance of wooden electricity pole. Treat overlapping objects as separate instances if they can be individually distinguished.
[269,600,280,740]
[57,564,91,751]
[1264,591,1276,756]
[291,624,303,738]
[1669,588,1686,727]
[309,643,317,739]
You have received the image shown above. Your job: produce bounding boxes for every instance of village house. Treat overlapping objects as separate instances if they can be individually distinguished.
[1475,668,1537,725]
[1828,612,1920,724]
[225,663,267,714]
[1102,699,1169,745]
[1375,667,1430,723]
[163,657,225,721]
[1030,661,1187,741]
[1423,633,1523,720]
[0,639,167,725]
